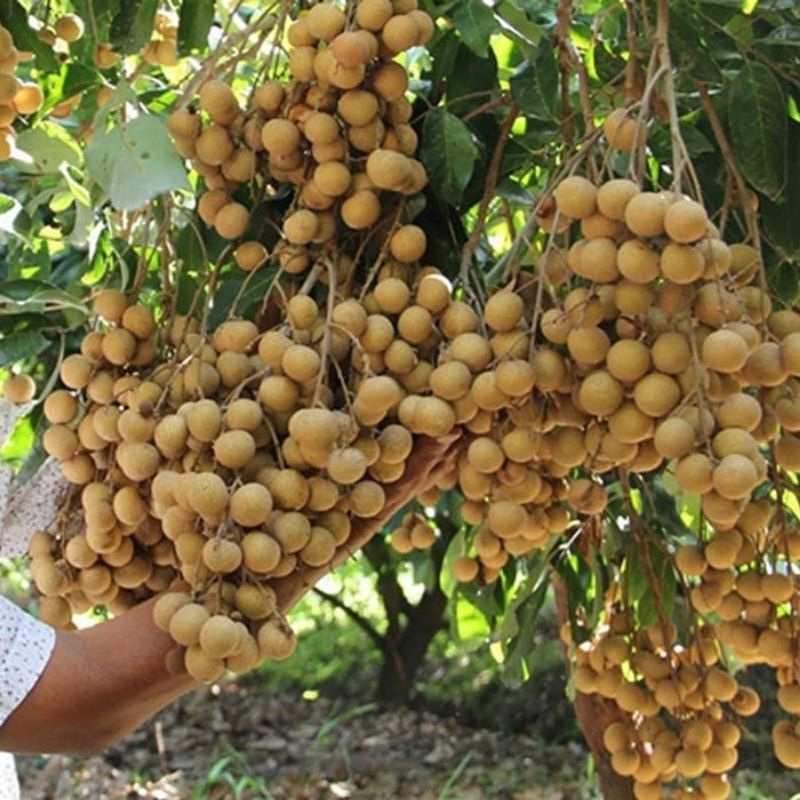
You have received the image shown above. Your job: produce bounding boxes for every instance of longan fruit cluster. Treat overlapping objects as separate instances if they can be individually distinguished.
[0,24,44,160]
[167,0,432,272]
[537,169,800,781]
[142,10,180,68]
[570,612,751,799]
[35,264,488,679]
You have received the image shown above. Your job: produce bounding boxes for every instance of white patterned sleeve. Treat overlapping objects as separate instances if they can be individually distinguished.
[0,596,55,729]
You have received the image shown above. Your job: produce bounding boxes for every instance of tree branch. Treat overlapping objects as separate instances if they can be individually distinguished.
[312,586,386,651]
[459,104,520,286]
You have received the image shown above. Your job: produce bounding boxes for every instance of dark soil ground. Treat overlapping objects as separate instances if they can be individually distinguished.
[16,670,800,800]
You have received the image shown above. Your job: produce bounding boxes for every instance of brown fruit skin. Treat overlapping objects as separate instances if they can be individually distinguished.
[3,373,35,404]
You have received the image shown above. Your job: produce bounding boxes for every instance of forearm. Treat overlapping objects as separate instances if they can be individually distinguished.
[0,595,196,756]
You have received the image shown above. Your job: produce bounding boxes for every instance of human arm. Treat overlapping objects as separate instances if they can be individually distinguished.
[0,592,196,756]
[0,432,461,756]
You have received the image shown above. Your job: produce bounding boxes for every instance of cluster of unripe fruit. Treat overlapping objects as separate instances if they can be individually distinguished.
[166,0,432,272]
[0,24,45,160]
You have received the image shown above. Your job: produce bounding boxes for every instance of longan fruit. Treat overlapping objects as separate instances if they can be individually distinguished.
[633,373,681,418]
[283,209,320,245]
[337,89,379,126]
[624,192,670,237]
[660,243,705,284]
[3,373,35,404]
[281,344,321,382]
[603,108,644,151]
[664,197,708,243]
[371,61,409,102]
[214,202,249,239]
[234,241,268,272]
[578,371,624,417]
[113,485,149,527]
[289,46,316,81]
[285,295,318,332]
[116,441,161,481]
[397,305,433,344]
[259,375,299,412]
[313,161,351,196]
[169,602,210,646]
[189,471,229,522]
[416,273,451,314]
[554,175,597,219]
[196,125,233,166]
[202,538,243,574]
[287,18,315,47]
[306,3,346,41]
[242,531,281,573]
[325,446,366,484]
[675,452,713,493]
[374,277,411,314]
[258,619,296,660]
[198,189,230,226]
[484,290,524,333]
[356,0,394,30]
[702,329,748,373]
[43,425,79,460]
[596,178,640,220]
[567,327,610,366]
[382,13,419,52]
[653,417,695,459]
[43,390,79,426]
[55,13,84,42]
[331,31,372,67]
[300,526,337,567]
[341,190,381,229]
[13,82,43,115]
[389,225,426,262]
[230,483,273,528]
[199,79,239,125]
[350,480,386,517]
[304,111,340,145]
[616,240,660,284]
[261,118,301,155]
[213,430,256,470]
[366,148,410,190]
[92,287,127,322]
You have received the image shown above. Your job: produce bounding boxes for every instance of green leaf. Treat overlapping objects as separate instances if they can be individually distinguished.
[109,0,159,54]
[763,125,800,260]
[178,0,215,54]
[728,62,788,200]
[510,42,559,122]
[453,0,496,58]
[0,330,49,365]
[86,113,189,210]
[494,0,543,51]
[15,122,83,173]
[0,0,59,71]
[419,109,478,208]
[758,24,800,46]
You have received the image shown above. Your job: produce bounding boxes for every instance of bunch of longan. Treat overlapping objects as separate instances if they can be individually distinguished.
[571,613,748,800]
[535,166,800,788]
[0,24,45,160]
[167,0,432,273]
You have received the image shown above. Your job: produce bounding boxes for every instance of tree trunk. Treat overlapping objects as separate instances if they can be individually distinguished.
[374,587,447,704]
[552,575,635,800]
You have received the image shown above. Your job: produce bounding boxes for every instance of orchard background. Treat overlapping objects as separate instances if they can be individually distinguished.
[0,0,799,797]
